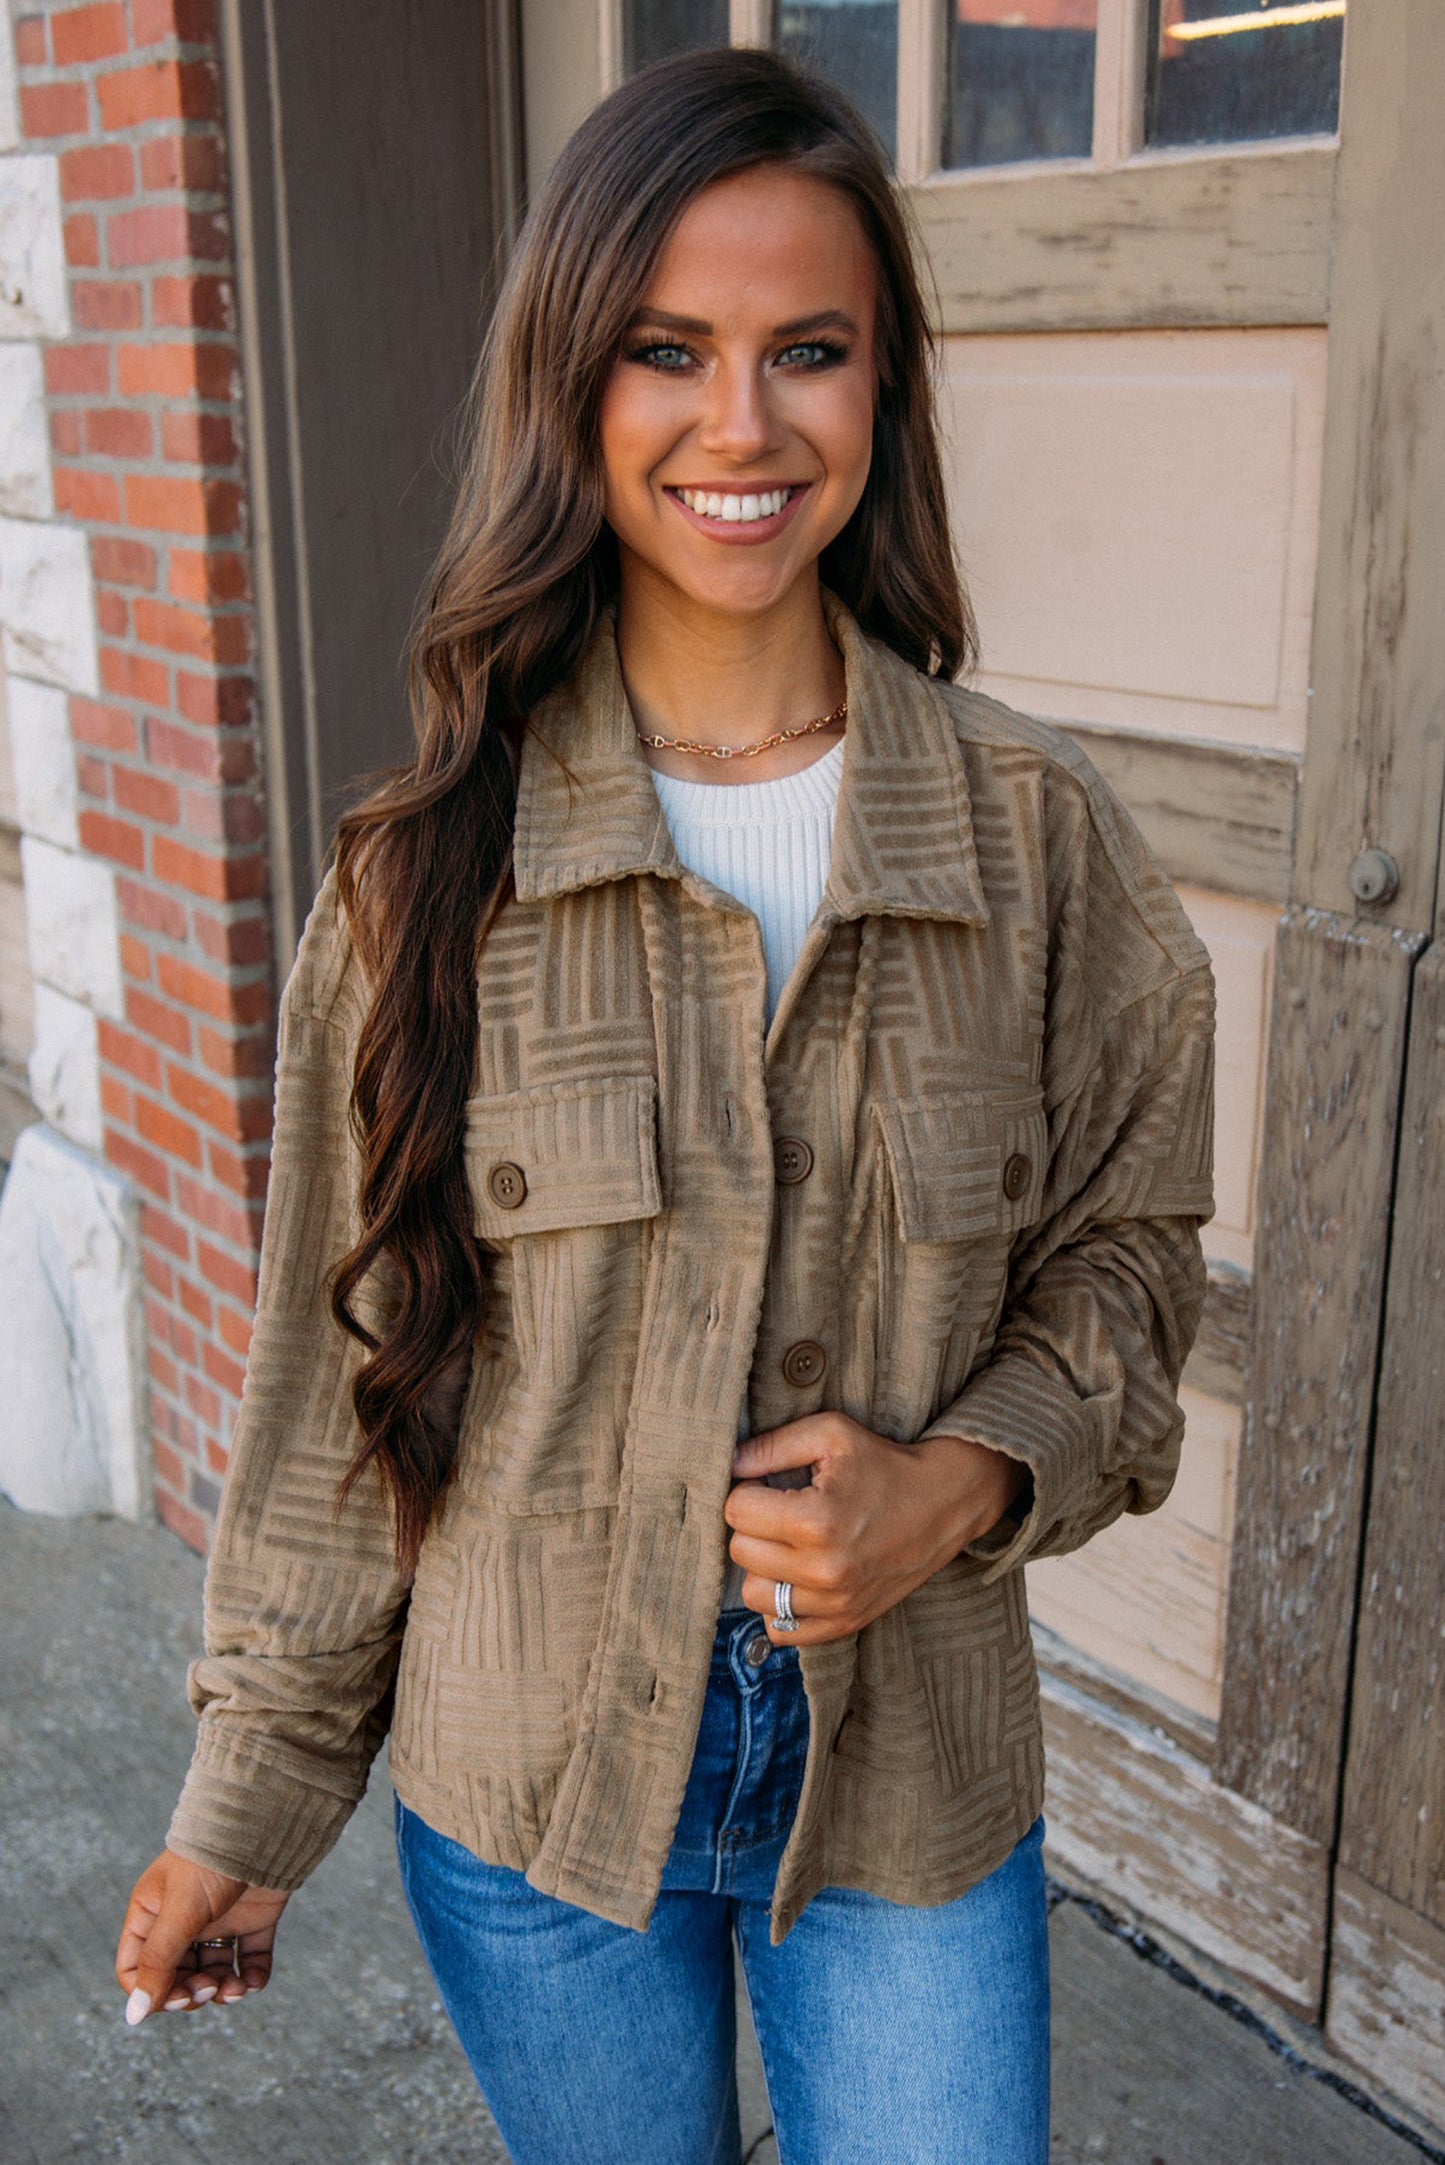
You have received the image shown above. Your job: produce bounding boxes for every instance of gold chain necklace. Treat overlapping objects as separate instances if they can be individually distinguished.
[635,697,847,763]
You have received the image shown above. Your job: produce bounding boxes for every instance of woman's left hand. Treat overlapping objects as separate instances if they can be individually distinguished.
[724,1413,1029,1646]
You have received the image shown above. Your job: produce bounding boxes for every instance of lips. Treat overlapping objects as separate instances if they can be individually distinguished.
[664,482,811,541]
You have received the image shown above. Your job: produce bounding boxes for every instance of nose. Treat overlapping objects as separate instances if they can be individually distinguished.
[696,357,782,464]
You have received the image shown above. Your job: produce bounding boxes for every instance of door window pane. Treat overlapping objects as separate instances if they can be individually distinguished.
[624,0,728,77]
[945,2,1097,170]
[1147,1,1345,148]
[774,1,899,160]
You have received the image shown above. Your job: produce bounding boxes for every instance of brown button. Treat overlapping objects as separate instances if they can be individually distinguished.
[1002,1152,1031,1202]
[774,1135,814,1185]
[487,1161,527,1209]
[781,1339,827,1388]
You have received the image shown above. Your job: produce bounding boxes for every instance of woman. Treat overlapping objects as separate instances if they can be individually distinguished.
[116,46,1215,2165]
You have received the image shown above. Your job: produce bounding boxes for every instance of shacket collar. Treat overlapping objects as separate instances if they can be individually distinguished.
[511,592,990,929]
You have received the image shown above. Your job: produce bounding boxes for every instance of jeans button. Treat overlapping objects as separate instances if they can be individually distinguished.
[744,1632,771,1669]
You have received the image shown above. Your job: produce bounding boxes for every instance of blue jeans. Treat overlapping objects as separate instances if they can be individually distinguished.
[395,1609,1050,2165]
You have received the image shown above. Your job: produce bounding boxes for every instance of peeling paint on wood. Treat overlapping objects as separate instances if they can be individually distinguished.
[1291,2,1445,929]
[913,146,1334,335]
[1063,727,1297,904]
[1040,1666,1328,2015]
[1338,942,1445,1924]
[1214,909,1423,1842]
[1327,1867,1445,2135]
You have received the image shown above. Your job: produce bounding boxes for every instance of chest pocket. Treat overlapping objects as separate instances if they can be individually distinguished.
[465,1072,663,1244]
[872,1087,1049,1244]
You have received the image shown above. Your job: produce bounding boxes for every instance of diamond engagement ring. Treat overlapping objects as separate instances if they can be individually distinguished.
[773,1580,799,1633]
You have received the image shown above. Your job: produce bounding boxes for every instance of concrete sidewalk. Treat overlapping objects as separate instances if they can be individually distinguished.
[0,1499,1435,2165]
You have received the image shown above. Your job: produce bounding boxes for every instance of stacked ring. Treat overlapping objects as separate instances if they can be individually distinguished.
[773,1580,799,1633]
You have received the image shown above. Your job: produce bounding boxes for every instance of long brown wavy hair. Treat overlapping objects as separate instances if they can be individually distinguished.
[330,44,975,1570]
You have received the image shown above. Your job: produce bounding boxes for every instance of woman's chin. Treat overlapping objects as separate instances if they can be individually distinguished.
[649,555,822,627]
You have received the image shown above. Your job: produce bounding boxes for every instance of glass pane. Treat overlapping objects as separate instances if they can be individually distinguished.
[624,0,729,77]
[1147,1,1345,148]
[946,2,1098,170]
[774,1,899,161]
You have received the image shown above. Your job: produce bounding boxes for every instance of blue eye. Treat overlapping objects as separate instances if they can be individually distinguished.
[626,341,694,372]
[776,340,849,370]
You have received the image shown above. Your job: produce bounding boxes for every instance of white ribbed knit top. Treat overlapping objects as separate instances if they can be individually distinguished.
[649,736,846,1614]
[649,737,845,1027]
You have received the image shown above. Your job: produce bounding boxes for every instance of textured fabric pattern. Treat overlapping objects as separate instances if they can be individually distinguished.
[649,739,845,1611]
[166,596,1216,1946]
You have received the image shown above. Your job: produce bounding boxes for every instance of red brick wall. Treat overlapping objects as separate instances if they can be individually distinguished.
[16,0,270,1552]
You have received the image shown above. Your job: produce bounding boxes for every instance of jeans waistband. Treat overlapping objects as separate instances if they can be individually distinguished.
[711,1605,801,1687]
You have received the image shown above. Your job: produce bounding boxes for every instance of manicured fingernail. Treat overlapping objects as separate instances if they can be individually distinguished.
[164,1994,190,2012]
[190,1981,218,2003]
[124,1988,151,2027]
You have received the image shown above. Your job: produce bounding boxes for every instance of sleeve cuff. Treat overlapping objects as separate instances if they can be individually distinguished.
[166,1727,366,1893]
[917,1348,1106,1582]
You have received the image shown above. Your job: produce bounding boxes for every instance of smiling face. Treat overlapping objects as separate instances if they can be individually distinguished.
[597,164,879,630]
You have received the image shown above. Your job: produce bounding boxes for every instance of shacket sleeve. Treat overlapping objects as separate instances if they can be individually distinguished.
[916,769,1217,1584]
[165,873,414,1891]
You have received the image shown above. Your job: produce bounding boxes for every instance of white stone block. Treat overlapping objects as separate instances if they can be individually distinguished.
[0,343,54,517]
[0,155,70,341]
[0,515,99,693]
[0,1124,150,1520]
[7,674,76,846]
[0,16,19,155]
[28,983,101,1151]
[20,834,123,1019]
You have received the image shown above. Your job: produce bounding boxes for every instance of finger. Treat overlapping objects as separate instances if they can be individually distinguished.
[724,1477,821,1543]
[235,1946,273,1995]
[115,1889,161,1992]
[731,1421,822,1481]
[742,1572,812,1631]
[727,1530,839,1593]
[226,1922,277,1998]
[128,1886,221,2021]
[162,1953,217,2012]
[187,1948,234,2005]
[743,1580,863,1648]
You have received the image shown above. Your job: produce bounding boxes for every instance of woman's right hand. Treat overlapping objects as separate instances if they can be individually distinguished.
[116,1850,291,2024]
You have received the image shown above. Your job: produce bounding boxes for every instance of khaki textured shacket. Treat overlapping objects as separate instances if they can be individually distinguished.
[167,594,1216,1946]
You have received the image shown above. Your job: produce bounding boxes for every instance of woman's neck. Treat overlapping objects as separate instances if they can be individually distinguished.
[615,568,846,786]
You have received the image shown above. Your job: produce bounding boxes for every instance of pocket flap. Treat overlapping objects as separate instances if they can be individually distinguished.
[873,1090,1048,1244]
[465,1073,663,1241]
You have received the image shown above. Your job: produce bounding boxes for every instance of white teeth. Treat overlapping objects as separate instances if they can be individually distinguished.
[680,487,791,523]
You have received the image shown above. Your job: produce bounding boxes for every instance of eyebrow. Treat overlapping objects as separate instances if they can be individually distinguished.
[625,307,861,340]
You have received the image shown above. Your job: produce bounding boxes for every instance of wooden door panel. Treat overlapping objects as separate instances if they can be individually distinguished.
[939,327,1327,752]
[1039,1663,1327,2014]
[1333,944,1445,1905]
[1029,887,1270,1722]
[1030,1384,1240,1725]
[1328,1870,1445,2137]
[1182,887,1275,1275]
